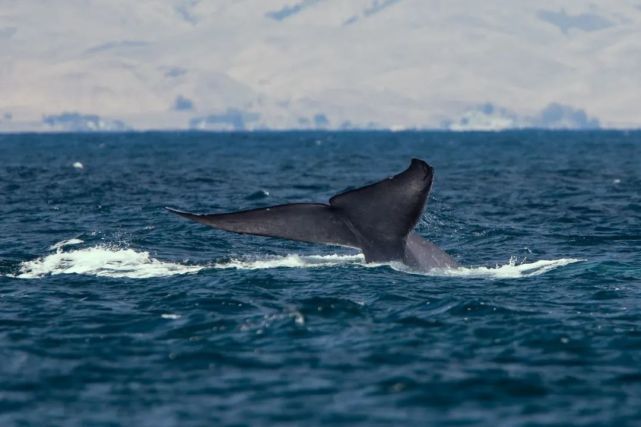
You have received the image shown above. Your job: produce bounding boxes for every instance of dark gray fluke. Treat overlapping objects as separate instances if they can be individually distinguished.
[167,159,458,272]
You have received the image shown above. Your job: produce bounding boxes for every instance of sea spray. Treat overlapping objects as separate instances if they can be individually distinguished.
[12,239,581,279]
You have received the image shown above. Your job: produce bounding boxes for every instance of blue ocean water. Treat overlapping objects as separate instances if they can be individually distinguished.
[1,131,640,426]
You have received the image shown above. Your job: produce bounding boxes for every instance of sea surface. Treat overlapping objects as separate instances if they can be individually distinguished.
[1,131,640,426]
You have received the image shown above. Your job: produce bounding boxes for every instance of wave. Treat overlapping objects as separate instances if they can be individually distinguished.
[9,240,583,280]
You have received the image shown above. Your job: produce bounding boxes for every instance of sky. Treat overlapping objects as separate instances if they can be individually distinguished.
[1,0,640,131]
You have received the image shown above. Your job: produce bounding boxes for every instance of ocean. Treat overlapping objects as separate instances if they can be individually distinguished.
[1,131,640,426]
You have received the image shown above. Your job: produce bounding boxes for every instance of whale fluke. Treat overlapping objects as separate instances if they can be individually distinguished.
[165,204,359,249]
[167,159,458,270]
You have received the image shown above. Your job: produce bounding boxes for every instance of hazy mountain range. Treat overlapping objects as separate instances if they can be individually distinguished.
[1,0,640,131]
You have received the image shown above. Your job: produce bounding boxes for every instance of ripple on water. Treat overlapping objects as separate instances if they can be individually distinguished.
[2,132,641,426]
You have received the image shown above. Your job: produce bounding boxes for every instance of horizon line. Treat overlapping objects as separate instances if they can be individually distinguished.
[2,128,641,136]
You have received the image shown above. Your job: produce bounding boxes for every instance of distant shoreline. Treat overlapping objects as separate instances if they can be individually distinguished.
[1,128,641,136]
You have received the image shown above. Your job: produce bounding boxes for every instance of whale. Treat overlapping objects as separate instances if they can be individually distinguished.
[167,158,458,272]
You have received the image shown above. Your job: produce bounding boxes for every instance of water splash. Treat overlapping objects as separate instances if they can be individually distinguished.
[418,256,584,278]
[14,244,203,279]
[11,240,582,280]
[214,253,365,270]
[49,238,85,251]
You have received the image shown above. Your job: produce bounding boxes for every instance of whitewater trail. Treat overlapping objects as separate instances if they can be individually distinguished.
[13,240,203,279]
[9,239,583,280]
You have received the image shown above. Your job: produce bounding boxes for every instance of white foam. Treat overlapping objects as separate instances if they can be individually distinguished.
[49,238,84,251]
[72,161,84,169]
[414,257,584,279]
[161,313,181,320]
[15,245,203,279]
[11,240,582,280]
[214,253,365,270]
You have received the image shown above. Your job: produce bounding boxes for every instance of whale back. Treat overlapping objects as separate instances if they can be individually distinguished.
[403,232,459,270]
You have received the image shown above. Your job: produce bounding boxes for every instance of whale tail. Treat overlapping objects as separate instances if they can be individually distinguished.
[166,204,360,249]
[167,159,433,263]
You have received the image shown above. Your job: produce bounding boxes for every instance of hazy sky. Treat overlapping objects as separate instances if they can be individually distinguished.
[1,0,640,131]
